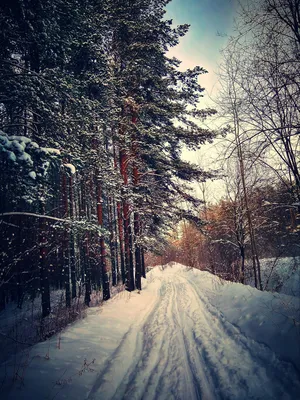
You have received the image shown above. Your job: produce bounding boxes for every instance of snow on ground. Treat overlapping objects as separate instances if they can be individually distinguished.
[1,263,300,400]
[0,287,117,365]
[244,257,300,297]
[260,257,300,297]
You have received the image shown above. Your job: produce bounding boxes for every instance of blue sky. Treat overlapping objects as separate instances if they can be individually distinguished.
[165,0,239,200]
[166,0,238,99]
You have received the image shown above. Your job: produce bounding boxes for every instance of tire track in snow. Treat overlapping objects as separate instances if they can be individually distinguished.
[87,276,163,400]
[119,278,190,400]
[140,280,181,400]
[114,279,177,400]
[174,279,216,400]
[87,276,182,400]
[178,272,300,400]
[87,269,300,400]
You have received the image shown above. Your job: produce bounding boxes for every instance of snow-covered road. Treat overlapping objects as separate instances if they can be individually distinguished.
[1,264,300,400]
[87,270,299,400]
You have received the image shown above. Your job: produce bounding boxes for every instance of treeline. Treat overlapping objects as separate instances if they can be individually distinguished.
[0,0,214,316]
[158,182,299,285]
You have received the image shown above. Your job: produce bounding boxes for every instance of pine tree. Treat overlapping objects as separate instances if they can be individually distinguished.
[0,0,215,314]
[104,0,215,288]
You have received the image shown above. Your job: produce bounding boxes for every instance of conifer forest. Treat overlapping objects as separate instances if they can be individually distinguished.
[0,0,215,318]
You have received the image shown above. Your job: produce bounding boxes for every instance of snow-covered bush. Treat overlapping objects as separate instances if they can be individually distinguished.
[0,131,61,209]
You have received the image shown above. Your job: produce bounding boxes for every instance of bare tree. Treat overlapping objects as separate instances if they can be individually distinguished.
[232,0,300,206]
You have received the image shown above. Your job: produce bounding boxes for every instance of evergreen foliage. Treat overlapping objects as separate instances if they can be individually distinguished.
[0,0,214,315]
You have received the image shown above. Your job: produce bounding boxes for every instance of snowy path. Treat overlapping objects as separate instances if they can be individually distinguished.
[1,265,300,400]
[87,270,300,400]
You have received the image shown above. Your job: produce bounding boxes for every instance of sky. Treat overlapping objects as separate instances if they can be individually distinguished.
[165,0,240,202]
[166,0,238,101]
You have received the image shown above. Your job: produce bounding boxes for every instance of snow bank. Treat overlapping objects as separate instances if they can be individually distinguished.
[259,257,300,297]
[149,263,300,371]
[40,147,61,155]
[64,163,76,174]
[210,281,300,371]
[152,263,300,372]
[244,257,300,297]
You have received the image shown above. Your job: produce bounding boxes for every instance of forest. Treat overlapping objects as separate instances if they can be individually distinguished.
[0,0,216,320]
[0,0,299,370]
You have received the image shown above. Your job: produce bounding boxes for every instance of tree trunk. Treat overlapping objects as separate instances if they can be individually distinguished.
[112,198,121,283]
[240,246,245,284]
[39,200,51,318]
[117,200,126,283]
[97,182,110,300]
[108,197,118,286]
[231,82,263,290]
[141,247,146,278]
[134,212,142,290]
[69,174,77,299]
[113,144,125,284]
[132,113,142,290]
[120,146,134,292]
[62,173,71,307]
[84,234,91,306]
